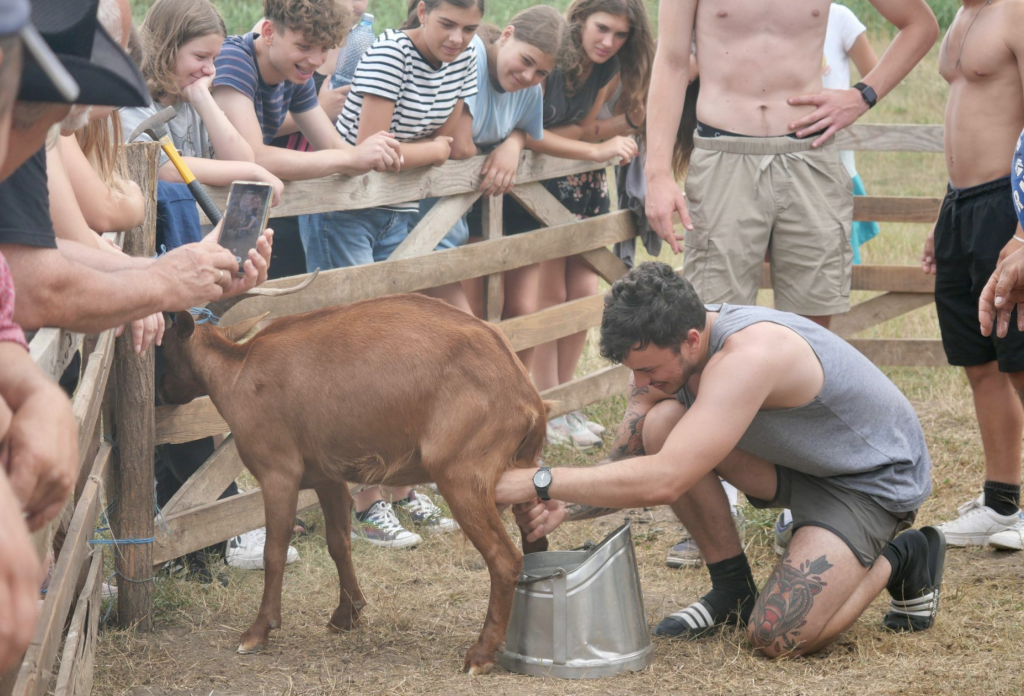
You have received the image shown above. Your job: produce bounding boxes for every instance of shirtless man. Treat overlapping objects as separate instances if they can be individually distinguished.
[922,0,1024,551]
[496,263,944,655]
[645,0,938,328]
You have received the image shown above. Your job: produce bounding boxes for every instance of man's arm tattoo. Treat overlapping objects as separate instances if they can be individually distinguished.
[564,411,647,522]
[749,553,833,654]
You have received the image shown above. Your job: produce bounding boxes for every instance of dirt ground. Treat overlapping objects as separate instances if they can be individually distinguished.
[89,393,1024,696]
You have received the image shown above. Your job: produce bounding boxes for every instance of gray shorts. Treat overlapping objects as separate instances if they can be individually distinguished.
[747,465,916,567]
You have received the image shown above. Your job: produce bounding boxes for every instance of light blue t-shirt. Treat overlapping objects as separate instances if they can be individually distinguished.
[464,34,544,148]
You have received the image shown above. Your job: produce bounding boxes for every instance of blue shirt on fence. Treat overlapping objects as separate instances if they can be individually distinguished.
[213,33,319,144]
[464,35,543,148]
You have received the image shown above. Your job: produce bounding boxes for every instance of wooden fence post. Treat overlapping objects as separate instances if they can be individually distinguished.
[480,195,502,322]
[110,142,159,630]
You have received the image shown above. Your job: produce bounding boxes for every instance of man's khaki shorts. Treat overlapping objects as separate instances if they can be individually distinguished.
[683,134,854,316]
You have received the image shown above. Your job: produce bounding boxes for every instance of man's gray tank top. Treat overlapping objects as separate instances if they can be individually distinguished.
[677,304,932,513]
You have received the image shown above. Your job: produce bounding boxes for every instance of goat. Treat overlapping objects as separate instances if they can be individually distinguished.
[158,294,549,674]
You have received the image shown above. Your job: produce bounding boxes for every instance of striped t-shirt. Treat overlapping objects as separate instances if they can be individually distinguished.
[336,29,478,147]
[213,33,319,145]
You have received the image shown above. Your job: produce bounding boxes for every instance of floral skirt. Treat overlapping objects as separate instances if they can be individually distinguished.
[499,170,610,236]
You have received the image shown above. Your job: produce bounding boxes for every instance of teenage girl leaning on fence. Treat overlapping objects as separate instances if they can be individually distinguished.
[505,0,653,448]
[122,0,285,206]
[416,6,569,317]
[304,0,485,549]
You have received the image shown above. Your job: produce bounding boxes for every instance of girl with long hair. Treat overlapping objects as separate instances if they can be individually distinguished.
[507,0,654,448]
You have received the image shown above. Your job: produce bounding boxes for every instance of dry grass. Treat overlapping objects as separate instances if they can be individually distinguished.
[90,35,1024,696]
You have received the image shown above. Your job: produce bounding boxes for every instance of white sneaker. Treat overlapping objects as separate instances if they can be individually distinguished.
[988,515,1024,550]
[393,490,459,532]
[226,527,300,570]
[548,414,602,450]
[936,495,1022,547]
[570,410,606,437]
[351,500,422,548]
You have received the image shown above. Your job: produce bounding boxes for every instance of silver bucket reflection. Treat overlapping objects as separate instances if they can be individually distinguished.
[497,521,653,679]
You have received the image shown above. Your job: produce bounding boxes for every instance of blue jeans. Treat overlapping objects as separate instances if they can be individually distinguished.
[298,207,416,271]
[417,197,470,250]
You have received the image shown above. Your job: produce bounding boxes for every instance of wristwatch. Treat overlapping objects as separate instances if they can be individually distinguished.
[852,82,877,109]
[533,467,553,501]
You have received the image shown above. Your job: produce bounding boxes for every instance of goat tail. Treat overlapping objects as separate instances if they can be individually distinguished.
[512,400,555,468]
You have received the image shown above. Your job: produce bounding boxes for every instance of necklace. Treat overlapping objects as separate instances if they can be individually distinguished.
[945,0,993,71]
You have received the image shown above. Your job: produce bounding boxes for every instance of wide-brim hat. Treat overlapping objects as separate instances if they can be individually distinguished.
[18,0,149,107]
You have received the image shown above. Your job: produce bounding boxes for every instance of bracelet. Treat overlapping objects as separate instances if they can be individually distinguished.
[625,112,640,130]
[1015,235,1024,244]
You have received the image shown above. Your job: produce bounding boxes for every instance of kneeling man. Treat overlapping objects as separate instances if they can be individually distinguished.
[497,262,944,657]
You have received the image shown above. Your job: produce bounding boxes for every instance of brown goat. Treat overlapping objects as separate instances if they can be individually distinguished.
[158,294,549,674]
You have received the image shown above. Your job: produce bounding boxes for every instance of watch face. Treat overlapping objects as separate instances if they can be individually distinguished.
[534,469,552,488]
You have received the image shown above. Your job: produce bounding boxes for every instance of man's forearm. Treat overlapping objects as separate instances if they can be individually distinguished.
[645,4,692,179]
[863,1,939,100]
[4,245,168,332]
[57,239,151,272]
[563,408,648,522]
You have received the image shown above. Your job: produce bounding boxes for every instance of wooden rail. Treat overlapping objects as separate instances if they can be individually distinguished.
[2,123,948,694]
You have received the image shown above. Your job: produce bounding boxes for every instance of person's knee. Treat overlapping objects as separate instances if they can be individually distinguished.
[641,400,686,454]
[965,362,1002,389]
[747,623,817,659]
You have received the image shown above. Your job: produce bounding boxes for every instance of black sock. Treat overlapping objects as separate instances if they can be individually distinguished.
[881,529,930,600]
[984,481,1021,516]
[702,553,758,624]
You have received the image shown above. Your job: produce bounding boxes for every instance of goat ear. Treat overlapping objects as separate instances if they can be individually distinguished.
[175,311,195,339]
[221,312,271,343]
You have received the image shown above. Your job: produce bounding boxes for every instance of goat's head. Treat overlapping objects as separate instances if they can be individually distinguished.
[158,311,269,405]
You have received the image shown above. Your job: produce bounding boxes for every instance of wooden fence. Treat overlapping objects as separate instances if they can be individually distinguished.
[2,122,945,695]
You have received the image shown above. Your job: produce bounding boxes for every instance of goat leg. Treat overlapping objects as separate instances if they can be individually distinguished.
[437,481,522,675]
[238,473,301,654]
[315,480,366,631]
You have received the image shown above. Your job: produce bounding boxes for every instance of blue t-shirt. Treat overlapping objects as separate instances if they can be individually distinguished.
[213,33,319,145]
[1013,127,1024,228]
[464,35,544,148]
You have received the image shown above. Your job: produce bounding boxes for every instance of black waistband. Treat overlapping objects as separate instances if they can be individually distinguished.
[945,175,1011,201]
[696,119,826,141]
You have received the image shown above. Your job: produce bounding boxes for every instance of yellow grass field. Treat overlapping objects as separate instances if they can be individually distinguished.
[91,28,1024,696]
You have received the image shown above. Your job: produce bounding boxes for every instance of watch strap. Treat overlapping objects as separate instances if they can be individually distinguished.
[853,82,877,109]
[533,466,552,501]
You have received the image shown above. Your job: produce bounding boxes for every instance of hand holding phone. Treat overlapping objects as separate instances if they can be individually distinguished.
[220,181,273,276]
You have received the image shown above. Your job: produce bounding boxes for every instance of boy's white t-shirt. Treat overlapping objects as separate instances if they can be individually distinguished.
[464,34,544,148]
[823,3,867,178]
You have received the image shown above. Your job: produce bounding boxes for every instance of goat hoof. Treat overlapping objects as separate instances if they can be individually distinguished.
[465,660,495,676]
[237,631,269,654]
[463,646,496,675]
[327,607,360,632]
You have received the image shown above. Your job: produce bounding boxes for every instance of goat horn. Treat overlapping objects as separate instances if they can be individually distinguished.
[242,268,319,297]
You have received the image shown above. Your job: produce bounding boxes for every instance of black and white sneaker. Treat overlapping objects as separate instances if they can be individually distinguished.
[883,526,945,632]
[653,596,752,639]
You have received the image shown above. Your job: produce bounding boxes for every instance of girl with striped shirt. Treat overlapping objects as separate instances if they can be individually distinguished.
[299,0,483,277]
[313,0,485,550]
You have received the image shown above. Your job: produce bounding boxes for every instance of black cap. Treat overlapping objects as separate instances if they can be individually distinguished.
[0,0,79,101]
[18,0,149,107]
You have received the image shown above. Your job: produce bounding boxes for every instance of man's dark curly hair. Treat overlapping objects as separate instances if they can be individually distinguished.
[599,262,706,363]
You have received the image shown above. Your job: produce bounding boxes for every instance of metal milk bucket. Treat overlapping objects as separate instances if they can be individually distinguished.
[497,521,653,679]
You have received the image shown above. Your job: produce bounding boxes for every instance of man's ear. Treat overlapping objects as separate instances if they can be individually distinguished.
[175,311,196,340]
[262,19,276,45]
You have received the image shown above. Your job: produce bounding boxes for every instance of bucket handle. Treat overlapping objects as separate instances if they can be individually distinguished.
[516,567,569,666]
[516,567,567,585]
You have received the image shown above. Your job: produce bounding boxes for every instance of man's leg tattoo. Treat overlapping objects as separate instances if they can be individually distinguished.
[750,553,833,653]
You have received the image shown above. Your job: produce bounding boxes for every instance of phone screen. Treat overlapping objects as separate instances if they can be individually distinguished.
[221,181,273,275]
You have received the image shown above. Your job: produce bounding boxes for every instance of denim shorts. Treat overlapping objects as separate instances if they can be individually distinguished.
[298,207,416,271]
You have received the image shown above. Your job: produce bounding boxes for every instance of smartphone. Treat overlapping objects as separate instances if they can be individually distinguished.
[220,181,273,275]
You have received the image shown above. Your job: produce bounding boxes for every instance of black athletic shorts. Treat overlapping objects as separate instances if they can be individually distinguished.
[934,176,1024,373]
